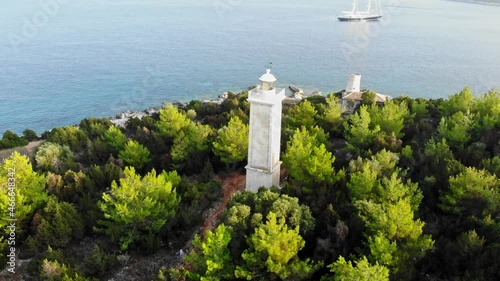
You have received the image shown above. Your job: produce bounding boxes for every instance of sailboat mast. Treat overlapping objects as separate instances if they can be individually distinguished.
[338,0,382,20]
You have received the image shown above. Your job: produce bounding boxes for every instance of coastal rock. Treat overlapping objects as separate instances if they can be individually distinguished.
[289,85,303,94]
[111,109,155,128]
[218,91,229,99]
[202,99,223,105]
[293,91,304,100]
[146,107,158,115]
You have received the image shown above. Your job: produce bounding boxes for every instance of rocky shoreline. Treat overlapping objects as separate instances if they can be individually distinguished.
[108,91,232,128]
[109,87,320,128]
[109,107,160,128]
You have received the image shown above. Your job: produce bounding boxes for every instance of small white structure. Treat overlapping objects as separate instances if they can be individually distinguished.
[341,73,392,112]
[246,69,286,192]
[345,73,361,94]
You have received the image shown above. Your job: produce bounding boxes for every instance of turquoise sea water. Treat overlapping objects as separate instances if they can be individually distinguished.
[1,0,499,135]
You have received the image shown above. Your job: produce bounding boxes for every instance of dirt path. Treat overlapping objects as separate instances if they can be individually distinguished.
[109,173,247,281]
[201,172,246,237]
[0,140,44,162]
[0,170,247,281]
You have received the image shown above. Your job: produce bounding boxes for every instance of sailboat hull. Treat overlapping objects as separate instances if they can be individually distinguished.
[337,15,382,21]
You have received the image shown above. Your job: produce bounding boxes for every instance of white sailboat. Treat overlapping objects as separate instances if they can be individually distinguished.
[338,0,383,21]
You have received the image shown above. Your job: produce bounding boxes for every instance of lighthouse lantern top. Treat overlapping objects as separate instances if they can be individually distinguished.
[259,69,276,91]
[259,69,276,83]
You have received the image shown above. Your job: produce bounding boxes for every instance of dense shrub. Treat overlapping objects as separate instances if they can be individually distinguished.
[35,197,84,248]
[23,129,39,141]
[0,130,28,149]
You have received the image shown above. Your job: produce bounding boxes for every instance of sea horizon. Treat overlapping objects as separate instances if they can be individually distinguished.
[1,0,500,135]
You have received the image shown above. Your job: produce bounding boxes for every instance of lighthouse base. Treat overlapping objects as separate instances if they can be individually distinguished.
[245,163,281,192]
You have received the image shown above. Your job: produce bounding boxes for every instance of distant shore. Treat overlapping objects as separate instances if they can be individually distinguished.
[448,0,500,6]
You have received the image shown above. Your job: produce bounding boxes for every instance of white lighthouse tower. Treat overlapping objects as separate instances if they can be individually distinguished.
[245,69,286,192]
[345,73,361,94]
